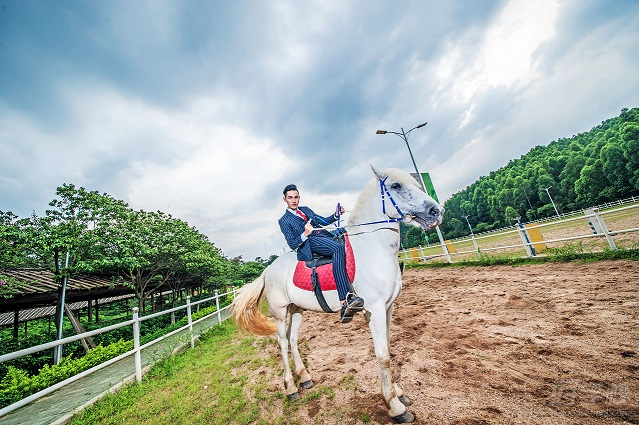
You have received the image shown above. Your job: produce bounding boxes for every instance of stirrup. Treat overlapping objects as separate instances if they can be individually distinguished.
[346,291,359,300]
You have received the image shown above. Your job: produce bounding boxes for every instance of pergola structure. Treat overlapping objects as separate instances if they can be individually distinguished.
[1,269,132,313]
[0,269,134,341]
[1,269,206,345]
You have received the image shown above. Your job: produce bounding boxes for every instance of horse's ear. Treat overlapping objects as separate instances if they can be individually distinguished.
[371,164,387,180]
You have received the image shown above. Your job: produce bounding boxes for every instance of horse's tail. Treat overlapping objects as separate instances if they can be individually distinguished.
[232,271,277,335]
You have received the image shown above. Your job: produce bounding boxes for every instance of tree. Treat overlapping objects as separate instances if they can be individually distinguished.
[574,160,607,207]
[439,108,639,239]
[504,206,519,222]
[404,226,427,248]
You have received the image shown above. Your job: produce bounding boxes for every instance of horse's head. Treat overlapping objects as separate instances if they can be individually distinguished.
[372,165,445,230]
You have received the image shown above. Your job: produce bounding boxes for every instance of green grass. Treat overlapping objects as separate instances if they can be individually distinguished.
[70,321,266,425]
[68,320,354,425]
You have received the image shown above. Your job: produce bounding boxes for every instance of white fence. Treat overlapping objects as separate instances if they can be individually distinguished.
[0,288,236,418]
[401,200,639,263]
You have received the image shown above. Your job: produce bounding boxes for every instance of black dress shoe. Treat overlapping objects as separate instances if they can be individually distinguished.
[340,296,364,323]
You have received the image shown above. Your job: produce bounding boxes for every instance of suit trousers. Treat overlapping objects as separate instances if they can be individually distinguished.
[308,235,350,300]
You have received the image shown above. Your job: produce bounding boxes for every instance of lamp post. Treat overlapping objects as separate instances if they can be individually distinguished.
[376,122,451,263]
[543,186,560,218]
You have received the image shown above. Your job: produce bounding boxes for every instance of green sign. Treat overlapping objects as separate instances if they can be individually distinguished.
[410,172,440,202]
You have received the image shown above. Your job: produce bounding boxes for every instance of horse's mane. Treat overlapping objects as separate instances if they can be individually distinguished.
[347,167,419,225]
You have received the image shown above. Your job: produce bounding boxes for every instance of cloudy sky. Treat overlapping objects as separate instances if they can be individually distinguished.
[1,0,638,260]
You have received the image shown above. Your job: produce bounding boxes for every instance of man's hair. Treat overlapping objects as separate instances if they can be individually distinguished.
[283,184,298,196]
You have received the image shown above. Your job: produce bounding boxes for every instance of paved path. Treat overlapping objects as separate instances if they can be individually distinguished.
[0,309,231,425]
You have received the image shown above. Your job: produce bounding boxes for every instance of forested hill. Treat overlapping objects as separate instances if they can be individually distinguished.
[436,107,639,241]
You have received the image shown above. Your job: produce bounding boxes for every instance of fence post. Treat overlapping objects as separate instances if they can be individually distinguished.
[516,222,535,257]
[593,208,617,250]
[186,296,194,349]
[132,307,142,383]
[215,290,221,324]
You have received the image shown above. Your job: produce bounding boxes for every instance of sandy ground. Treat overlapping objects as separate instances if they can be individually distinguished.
[252,260,639,424]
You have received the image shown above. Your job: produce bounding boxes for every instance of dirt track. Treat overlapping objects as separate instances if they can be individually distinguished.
[256,260,639,424]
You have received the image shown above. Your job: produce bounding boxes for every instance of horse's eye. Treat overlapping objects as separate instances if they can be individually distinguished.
[391,183,401,190]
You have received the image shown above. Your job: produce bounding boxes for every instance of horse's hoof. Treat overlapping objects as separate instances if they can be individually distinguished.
[398,395,412,406]
[300,380,314,389]
[287,392,300,402]
[392,410,415,423]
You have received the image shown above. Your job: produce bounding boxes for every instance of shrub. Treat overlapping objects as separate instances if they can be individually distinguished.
[0,340,133,408]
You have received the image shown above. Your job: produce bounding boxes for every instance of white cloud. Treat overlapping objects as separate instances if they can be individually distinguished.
[2,0,638,259]
[128,122,292,256]
[434,0,560,105]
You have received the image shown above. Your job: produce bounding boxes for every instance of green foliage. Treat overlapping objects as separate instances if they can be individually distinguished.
[1,183,259,310]
[400,222,438,249]
[0,276,28,299]
[0,339,133,408]
[440,108,639,240]
[69,321,264,425]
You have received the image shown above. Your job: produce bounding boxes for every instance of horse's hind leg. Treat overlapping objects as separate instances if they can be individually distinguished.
[287,305,313,389]
[272,307,300,401]
[367,304,414,423]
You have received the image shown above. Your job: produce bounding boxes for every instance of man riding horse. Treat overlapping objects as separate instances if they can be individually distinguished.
[278,184,365,323]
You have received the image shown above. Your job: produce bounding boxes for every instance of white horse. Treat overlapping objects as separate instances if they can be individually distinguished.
[232,166,444,423]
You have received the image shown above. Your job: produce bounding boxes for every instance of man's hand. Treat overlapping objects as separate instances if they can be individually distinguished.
[335,205,345,217]
[303,219,313,237]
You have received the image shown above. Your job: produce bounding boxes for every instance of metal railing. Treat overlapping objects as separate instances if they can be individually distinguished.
[0,288,236,418]
[401,201,639,263]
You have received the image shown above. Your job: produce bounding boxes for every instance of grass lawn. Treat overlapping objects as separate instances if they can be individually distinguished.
[68,320,341,425]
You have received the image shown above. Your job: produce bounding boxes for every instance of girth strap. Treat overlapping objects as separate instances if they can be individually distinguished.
[309,260,334,313]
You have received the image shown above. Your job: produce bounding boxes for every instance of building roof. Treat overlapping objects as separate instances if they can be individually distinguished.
[0,269,133,314]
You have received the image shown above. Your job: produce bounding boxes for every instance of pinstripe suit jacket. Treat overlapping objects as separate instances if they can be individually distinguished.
[278,206,337,261]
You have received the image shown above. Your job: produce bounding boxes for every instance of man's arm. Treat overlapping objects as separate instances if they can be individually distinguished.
[279,217,307,251]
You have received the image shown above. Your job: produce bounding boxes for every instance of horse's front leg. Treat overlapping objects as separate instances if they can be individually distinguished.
[367,303,415,423]
[272,309,299,400]
[287,305,313,389]
[385,304,412,408]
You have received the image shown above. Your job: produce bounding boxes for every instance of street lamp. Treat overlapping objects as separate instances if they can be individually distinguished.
[376,122,451,263]
[542,186,560,218]
[462,215,474,234]
[376,122,427,187]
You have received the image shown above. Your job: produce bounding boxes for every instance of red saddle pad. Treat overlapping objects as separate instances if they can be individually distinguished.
[292,235,356,291]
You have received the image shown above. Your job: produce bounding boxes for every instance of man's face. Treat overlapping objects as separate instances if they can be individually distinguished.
[283,190,300,210]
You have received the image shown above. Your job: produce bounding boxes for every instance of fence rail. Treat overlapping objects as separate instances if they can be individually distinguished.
[0,288,236,419]
[401,199,639,263]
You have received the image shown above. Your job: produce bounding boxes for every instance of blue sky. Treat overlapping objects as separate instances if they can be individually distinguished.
[1,0,638,260]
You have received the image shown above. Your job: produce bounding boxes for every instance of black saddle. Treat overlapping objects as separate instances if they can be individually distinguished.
[305,254,332,268]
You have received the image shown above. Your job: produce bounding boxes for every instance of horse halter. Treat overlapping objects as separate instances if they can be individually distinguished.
[342,177,412,231]
[379,177,412,224]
